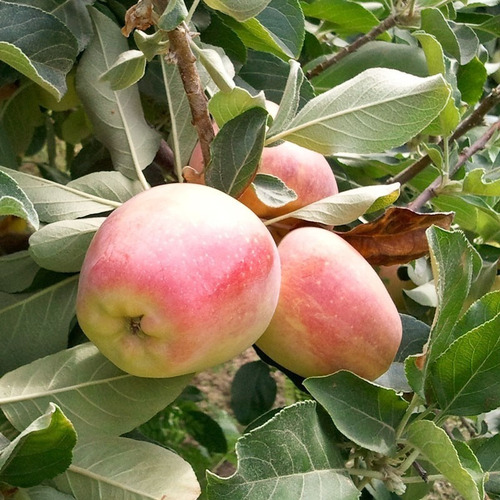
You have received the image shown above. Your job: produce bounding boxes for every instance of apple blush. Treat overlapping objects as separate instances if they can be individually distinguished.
[76,183,281,378]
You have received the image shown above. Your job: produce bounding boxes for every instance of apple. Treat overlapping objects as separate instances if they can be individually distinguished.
[256,227,402,380]
[188,102,338,219]
[76,183,281,378]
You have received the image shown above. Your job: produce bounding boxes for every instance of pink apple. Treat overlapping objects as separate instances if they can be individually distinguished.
[76,183,281,378]
[256,227,402,380]
[187,102,338,219]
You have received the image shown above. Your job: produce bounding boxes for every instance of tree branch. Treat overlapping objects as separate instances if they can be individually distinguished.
[408,119,500,211]
[306,14,398,79]
[167,23,214,169]
[389,84,500,186]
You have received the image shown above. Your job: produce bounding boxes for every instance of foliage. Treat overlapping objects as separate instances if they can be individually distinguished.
[0,0,500,498]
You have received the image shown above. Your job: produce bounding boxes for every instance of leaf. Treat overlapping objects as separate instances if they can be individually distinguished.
[310,41,428,93]
[0,250,39,293]
[0,168,139,223]
[301,0,390,40]
[336,207,454,266]
[471,433,500,496]
[29,218,105,273]
[203,0,272,21]
[0,2,78,99]
[191,42,236,93]
[424,227,482,367]
[0,343,192,438]
[268,69,451,155]
[230,361,277,426]
[462,168,500,196]
[0,170,39,230]
[428,312,500,416]
[267,60,302,137]
[265,183,400,226]
[305,372,408,455]
[205,107,268,197]
[76,8,161,181]
[457,57,488,106]
[220,0,305,60]
[238,50,315,107]
[420,9,479,65]
[54,436,200,500]
[405,420,482,500]
[252,173,297,208]
[209,87,267,128]
[157,0,188,30]
[206,401,360,500]
[17,485,76,499]
[453,440,485,500]
[0,403,76,487]
[100,50,147,91]
[0,275,78,375]
[182,409,228,454]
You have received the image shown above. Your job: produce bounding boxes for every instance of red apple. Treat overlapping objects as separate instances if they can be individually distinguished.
[256,227,402,380]
[76,183,281,378]
[188,102,338,219]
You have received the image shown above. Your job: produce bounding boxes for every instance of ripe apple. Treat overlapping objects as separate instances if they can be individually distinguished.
[76,183,281,378]
[256,227,402,380]
[188,102,338,219]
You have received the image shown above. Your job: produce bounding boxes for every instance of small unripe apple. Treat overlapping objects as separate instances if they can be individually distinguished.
[76,183,281,378]
[256,227,402,380]
[188,102,338,219]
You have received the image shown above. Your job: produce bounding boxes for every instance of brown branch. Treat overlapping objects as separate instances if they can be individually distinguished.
[408,119,500,211]
[306,14,398,79]
[389,84,500,186]
[167,23,214,169]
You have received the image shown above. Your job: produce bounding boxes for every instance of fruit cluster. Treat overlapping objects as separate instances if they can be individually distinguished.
[77,123,402,381]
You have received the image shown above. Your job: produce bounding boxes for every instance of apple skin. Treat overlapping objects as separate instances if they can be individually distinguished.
[76,183,281,378]
[256,227,402,380]
[188,102,338,219]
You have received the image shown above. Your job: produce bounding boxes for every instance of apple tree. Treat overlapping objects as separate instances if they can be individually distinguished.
[0,0,500,498]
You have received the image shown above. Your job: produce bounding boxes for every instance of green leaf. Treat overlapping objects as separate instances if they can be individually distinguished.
[191,42,235,93]
[252,173,297,208]
[421,9,478,65]
[428,312,500,416]
[0,343,193,438]
[220,0,305,60]
[100,50,147,91]
[457,57,487,106]
[0,170,39,230]
[424,226,482,367]
[205,107,268,197]
[405,420,482,500]
[230,361,277,426]
[0,168,140,223]
[310,41,428,93]
[158,0,188,30]
[305,372,408,455]
[268,69,450,155]
[301,0,390,40]
[462,168,500,196]
[209,87,267,128]
[203,0,272,21]
[76,8,161,181]
[0,250,39,293]
[471,433,500,496]
[238,50,315,107]
[182,409,228,454]
[54,436,200,500]
[0,403,76,487]
[29,218,105,273]
[453,440,485,500]
[0,3,78,99]
[265,183,400,225]
[0,275,78,375]
[267,60,302,137]
[16,485,75,499]
[0,124,17,169]
[206,401,360,500]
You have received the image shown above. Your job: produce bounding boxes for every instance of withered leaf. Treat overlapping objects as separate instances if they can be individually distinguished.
[335,207,454,266]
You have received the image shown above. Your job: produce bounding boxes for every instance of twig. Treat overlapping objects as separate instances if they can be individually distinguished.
[306,14,398,79]
[389,84,500,186]
[408,119,500,211]
[167,23,214,169]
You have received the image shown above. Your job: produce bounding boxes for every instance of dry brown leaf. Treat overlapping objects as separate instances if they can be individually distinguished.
[122,1,156,37]
[335,207,454,266]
